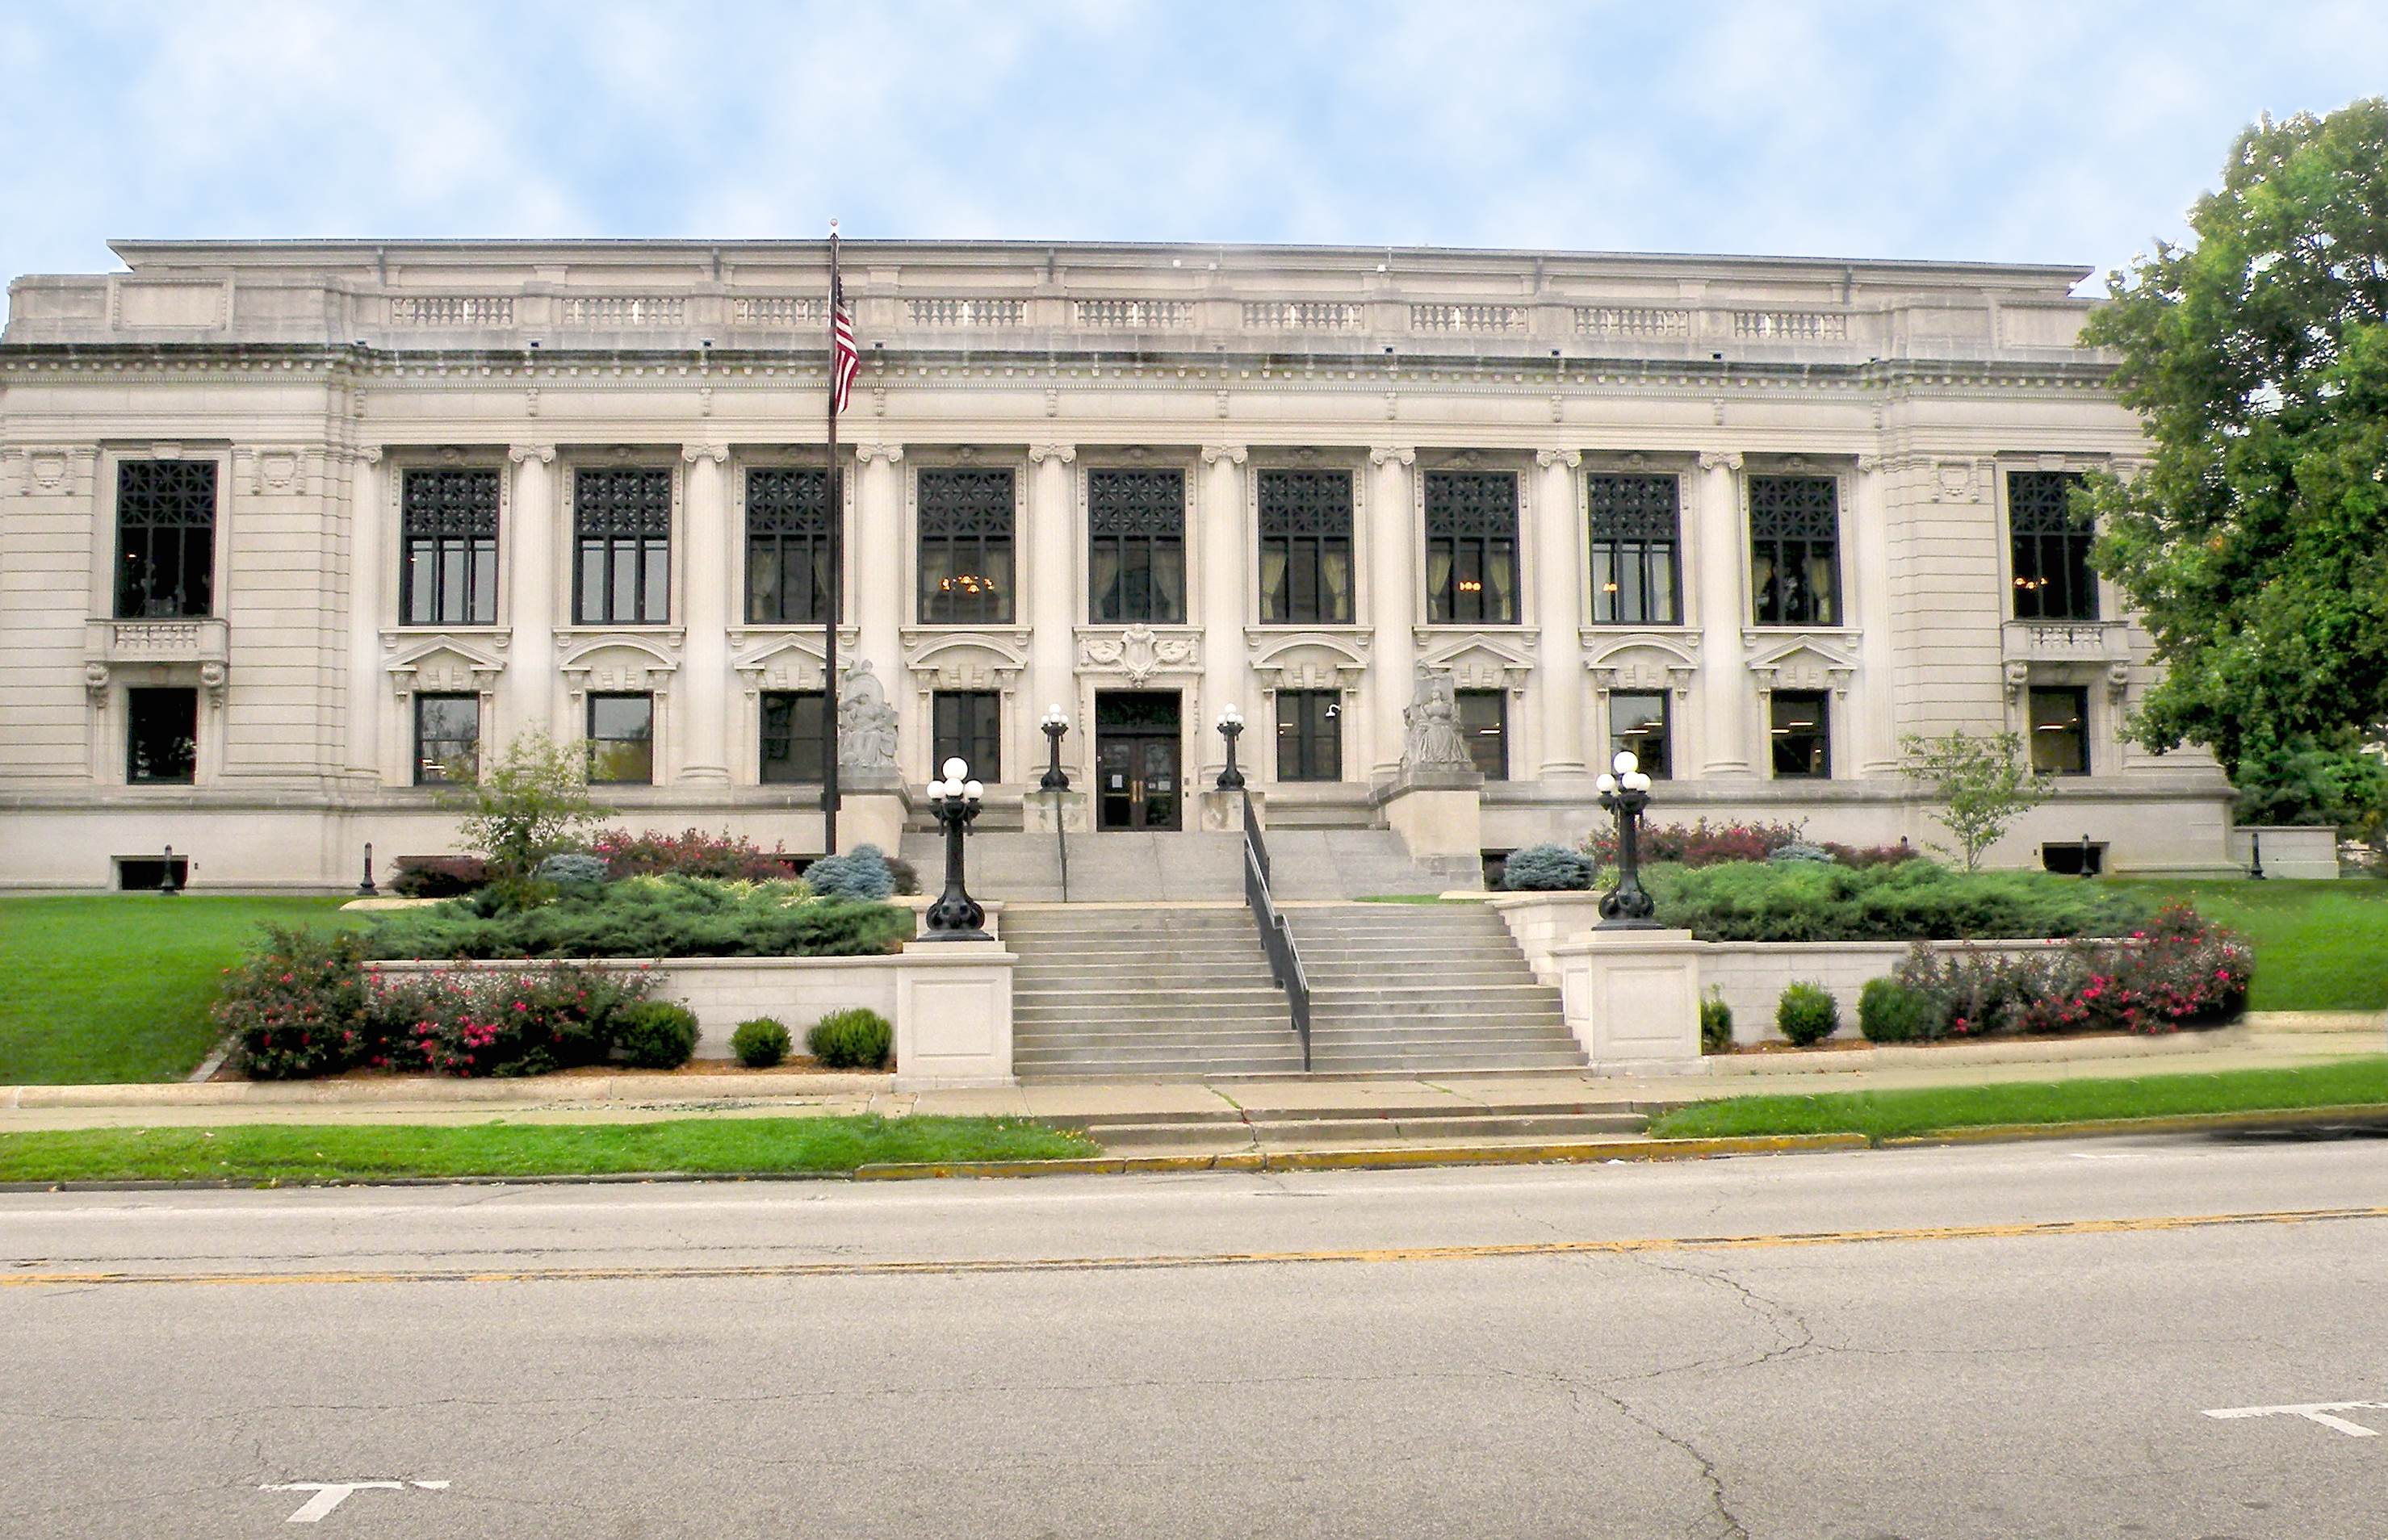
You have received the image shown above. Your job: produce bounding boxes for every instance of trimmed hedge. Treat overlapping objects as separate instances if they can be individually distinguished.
[731,1017,792,1069]
[615,1002,700,1069]
[362,875,911,961]
[1640,860,2152,943]
[1858,977,1937,1044]
[1777,981,1841,1046]
[1699,991,1735,1054]
[808,1007,893,1069]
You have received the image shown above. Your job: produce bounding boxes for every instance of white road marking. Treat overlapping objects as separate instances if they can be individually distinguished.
[2204,1401,2387,1437]
[261,1479,448,1522]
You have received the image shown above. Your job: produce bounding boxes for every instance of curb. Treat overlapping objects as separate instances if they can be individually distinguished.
[850,1133,1867,1180]
[1875,1103,2388,1148]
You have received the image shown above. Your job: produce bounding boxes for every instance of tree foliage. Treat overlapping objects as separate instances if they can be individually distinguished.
[1900,730,2051,872]
[437,731,612,894]
[2078,101,2388,831]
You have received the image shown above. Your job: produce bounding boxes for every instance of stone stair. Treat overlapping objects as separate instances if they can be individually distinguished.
[901,826,1471,905]
[1263,829,1480,899]
[1002,905,1307,1079]
[1285,902,1586,1073]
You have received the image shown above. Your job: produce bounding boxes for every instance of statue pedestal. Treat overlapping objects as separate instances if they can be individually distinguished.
[1197,788,1261,833]
[1023,789,1092,834]
[837,768,911,855]
[1372,767,1483,861]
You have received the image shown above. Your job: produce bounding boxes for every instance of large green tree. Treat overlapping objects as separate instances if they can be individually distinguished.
[2080,100,2388,831]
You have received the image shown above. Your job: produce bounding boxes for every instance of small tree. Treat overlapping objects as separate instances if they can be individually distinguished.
[1900,729,2051,872]
[438,731,612,893]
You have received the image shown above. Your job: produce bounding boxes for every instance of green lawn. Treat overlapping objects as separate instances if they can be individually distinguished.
[0,1114,1096,1184]
[1648,1056,2388,1142]
[2114,878,2388,1011]
[0,895,362,1085]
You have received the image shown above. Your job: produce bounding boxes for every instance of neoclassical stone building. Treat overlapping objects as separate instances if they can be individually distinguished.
[0,239,2235,889]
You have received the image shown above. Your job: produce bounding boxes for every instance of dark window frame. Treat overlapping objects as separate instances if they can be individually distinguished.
[1770,689,1833,779]
[745,467,839,626]
[1607,690,1672,780]
[1087,467,1188,624]
[1258,468,1355,625]
[760,689,828,784]
[2009,470,2100,621]
[572,467,673,626]
[931,689,1002,781]
[917,468,1016,626]
[413,693,481,785]
[1274,689,1343,782]
[2029,684,2092,776]
[1456,688,1509,780]
[1424,471,1521,625]
[1587,473,1682,626]
[586,692,656,785]
[1749,475,1841,627]
[399,467,501,628]
[114,459,218,620]
[126,686,198,785]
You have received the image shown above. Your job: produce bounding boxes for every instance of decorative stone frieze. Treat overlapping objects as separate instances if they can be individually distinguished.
[1075,625,1201,684]
[1413,628,1538,693]
[730,627,865,693]
[1582,630,1699,699]
[556,631,684,695]
[1246,628,1371,693]
[1743,630,1858,696]
[382,631,509,701]
[902,629,1031,691]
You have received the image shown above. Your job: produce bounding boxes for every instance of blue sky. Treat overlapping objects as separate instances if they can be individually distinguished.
[2,0,2382,295]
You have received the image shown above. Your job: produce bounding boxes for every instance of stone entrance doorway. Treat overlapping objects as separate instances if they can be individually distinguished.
[1094,690,1182,830]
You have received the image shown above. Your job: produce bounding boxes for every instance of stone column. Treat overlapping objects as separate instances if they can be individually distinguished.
[855,442,905,703]
[1368,445,1417,779]
[1533,447,1586,780]
[1850,455,1900,776]
[505,444,558,743]
[677,442,731,782]
[1026,444,1078,776]
[1199,445,1248,779]
[1695,451,1749,776]
[346,447,383,784]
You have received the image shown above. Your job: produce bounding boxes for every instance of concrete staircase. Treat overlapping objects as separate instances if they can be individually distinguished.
[1263,829,1479,899]
[900,826,1469,904]
[1003,905,1307,1079]
[1287,902,1586,1073]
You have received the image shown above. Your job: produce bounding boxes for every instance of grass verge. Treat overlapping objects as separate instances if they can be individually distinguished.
[0,896,364,1084]
[2113,877,2388,1011]
[1647,1056,2388,1142]
[0,1115,1096,1185]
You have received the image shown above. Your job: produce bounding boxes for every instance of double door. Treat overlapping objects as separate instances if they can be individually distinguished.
[1095,692,1182,831]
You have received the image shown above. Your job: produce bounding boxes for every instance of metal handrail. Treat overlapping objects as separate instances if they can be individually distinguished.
[1050,793,1070,902]
[1238,789,1310,1069]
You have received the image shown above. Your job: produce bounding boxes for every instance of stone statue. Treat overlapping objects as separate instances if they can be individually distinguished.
[836,658,899,773]
[1401,667,1475,772]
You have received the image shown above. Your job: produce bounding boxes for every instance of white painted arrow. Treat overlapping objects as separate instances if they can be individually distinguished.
[262,1479,449,1522]
[2203,1401,2388,1438]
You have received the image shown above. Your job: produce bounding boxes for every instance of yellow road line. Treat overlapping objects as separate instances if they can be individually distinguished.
[6,1205,2385,1291]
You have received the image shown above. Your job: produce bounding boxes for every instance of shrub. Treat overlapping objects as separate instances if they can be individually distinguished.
[615,1001,701,1069]
[731,1016,792,1069]
[534,852,610,890]
[391,855,489,898]
[1820,841,1922,870]
[1768,842,1837,865]
[593,827,795,882]
[438,730,612,898]
[1502,843,1595,891]
[1891,905,2254,1039]
[365,962,651,1077]
[1582,818,1808,869]
[1637,859,2152,944]
[1777,981,1841,1046]
[802,844,898,902]
[1858,977,1938,1044]
[362,875,913,961]
[807,1007,893,1069]
[216,926,377,1080]
[1699,991,1735,1054]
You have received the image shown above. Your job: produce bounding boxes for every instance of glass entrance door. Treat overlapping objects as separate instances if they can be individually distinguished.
[1094,691,1183,831]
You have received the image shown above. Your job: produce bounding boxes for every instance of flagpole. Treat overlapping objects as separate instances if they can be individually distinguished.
[823,219,843,856]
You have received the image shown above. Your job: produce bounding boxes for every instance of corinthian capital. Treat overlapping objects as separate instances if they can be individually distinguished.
[1368,445,1416,467]
[1696,450,1743,473]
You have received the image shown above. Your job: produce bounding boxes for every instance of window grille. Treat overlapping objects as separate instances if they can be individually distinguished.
[400,469,500,627]
[1749,475,1840,626]
[1425,471,1520,624]
[574,468,672,625]
[1586,474,1681,625]
[2009,471,2098,621]
[745,467,836,625]
[115,460,216,619]
[917,468,1015,624]
[1258,469,1355,625]
[1088,469,1186,624]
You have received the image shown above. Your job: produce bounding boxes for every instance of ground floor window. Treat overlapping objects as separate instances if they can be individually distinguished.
[760,690,827,784]
[1275,690,1342,782]
[1607,691,1670,778]
[932,690,1000,781]
[127,687,197,785]
[1456,688,1508,780]
[588,693,655,785]
[1770,690,1830,778]
[413,694,480,785]
[2030,686,2090,776]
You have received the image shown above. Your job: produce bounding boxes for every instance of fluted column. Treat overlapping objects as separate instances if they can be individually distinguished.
[854,443,904,713]
[1851,454,1900,776]
[677,442,731,781]
[1695,450,1749,776]
[1533,447,1586,780]
[505,444,558,744]
[346,447,384,783]
[1026,444,1078,779]
[1368,445,1416,778]
[1199,446,1248,777]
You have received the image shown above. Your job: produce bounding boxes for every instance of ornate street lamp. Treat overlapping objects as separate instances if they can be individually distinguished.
[1214,704,1246,790]
[1595,750,1660,929]
[920,756,991,941]
[1038,704,1071,792]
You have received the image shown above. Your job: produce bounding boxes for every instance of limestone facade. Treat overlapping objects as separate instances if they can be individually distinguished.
[0,239,2233,888]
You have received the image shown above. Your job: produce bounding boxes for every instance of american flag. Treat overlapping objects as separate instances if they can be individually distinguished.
[829,264,860,416]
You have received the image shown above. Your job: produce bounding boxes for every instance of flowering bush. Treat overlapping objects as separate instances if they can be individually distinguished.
[365,962,653,1078]
[593,828,795,882]
[1820,841,1924,870]
[1893,903,2252,1039]
[1581,818,1809,868]
[391,855,490,898]
[217,926,379,1080]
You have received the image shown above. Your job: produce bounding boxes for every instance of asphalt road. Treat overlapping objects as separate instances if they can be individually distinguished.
[4,1132,2386,1539]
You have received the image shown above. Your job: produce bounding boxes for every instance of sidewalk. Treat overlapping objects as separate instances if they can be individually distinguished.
[2,1026,2376,1151]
